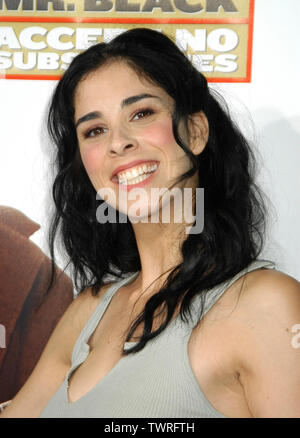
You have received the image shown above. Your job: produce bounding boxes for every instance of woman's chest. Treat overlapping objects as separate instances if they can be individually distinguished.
[68,280,251,417]
[67,304,251,418]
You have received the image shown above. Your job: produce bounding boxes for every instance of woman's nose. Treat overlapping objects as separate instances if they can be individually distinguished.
[108,127,138,156]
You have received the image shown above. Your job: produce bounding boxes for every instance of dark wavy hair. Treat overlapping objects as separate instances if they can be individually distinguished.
[47,28,266,354]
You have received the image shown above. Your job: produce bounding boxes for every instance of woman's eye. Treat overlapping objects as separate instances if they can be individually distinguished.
[84,127,107,138]
[132,109,154,120]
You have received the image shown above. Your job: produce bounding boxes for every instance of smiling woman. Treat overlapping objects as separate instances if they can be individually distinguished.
[73,60,200,221]
[1,28,299,419]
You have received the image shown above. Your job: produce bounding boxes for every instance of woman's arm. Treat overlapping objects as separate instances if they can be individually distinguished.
[237,270,300,417]
[0,288,100,418]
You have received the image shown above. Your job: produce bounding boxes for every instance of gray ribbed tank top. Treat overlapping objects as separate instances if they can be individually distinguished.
[40,259,274,418]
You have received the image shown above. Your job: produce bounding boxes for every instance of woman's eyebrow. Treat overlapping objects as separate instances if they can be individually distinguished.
[75,94,160,128]
[121,93,161,107]
[75,111,101,128]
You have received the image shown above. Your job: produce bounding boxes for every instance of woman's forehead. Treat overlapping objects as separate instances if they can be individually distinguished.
[74,61,174,111]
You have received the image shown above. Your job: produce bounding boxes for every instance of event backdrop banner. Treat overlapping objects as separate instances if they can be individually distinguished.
[0,0,254,81]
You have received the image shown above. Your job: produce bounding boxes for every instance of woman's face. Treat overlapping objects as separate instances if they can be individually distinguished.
[74,60,201,222]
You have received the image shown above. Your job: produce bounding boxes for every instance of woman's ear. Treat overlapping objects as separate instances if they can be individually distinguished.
[188,111,209,155]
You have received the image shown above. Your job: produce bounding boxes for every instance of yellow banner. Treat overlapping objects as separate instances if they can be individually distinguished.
[0,0,254,81]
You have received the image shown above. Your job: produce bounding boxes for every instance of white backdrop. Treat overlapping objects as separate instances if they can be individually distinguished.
[0,0,299,281]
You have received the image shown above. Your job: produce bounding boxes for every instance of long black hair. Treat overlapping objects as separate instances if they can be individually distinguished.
[47,28,266,353]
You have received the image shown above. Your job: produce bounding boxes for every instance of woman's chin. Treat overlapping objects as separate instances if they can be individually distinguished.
[127,207,158,224]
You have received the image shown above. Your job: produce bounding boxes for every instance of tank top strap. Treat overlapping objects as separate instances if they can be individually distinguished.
[187,259,275,328]
[70,271,139,366]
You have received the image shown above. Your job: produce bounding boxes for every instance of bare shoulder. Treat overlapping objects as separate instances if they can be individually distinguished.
[0,282,113,418]
[240,269,300,316]
[32,281,112,364]
[233,268,300,417]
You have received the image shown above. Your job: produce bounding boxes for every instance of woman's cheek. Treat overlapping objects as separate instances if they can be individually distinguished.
[79,145,107,192]
[141,119,175,151]
[80,144,104,175]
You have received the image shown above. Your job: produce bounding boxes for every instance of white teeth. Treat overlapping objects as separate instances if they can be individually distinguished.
[117,163,158,185]
[124,173,152,185]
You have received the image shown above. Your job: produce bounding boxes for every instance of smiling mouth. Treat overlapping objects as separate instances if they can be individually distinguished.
[113,162,159,187]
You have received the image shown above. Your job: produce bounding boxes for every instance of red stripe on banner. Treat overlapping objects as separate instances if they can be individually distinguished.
[0,16,249,24]
[245,0,255,82]
[207,77,250,83]
[1,74,61,80]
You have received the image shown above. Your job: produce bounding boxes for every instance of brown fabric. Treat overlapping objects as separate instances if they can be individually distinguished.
[0,206,40,239]
[0,207,73,402]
